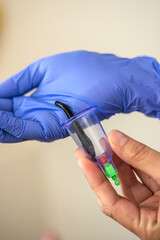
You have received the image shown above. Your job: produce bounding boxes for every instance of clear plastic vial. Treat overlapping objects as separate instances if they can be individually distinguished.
[62,107,120,186]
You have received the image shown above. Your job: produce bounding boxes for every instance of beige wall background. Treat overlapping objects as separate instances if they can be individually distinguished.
[0,0,160,239]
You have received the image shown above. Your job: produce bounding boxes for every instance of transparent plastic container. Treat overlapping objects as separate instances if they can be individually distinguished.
[62,107,120,186]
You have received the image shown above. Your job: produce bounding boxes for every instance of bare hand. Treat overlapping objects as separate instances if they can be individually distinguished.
[75,130,160,240]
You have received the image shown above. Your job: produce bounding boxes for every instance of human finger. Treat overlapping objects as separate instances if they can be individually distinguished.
[0,98,12,112]
[113,153,152,204]
[0,60,44,98]
[134,168,160,193]
[76,149,153,204]
[75,149,140,233]
[0,129,24,143]
[108,130,160,185]
[0,110,45,141]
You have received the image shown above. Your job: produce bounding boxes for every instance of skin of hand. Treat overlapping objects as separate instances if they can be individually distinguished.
[0,51,160,143]
[75,130,160,240]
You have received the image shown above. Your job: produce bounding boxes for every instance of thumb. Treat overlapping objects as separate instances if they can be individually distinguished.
[108,130,160,185]
[0,60,44,98]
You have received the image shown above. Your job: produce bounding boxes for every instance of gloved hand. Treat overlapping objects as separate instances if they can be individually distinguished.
[0,50,160,143]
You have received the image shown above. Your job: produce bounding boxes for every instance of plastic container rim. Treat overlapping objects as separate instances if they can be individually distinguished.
[61,106,97,129]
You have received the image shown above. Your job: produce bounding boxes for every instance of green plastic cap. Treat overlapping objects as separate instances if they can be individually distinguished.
[112,175,120,186]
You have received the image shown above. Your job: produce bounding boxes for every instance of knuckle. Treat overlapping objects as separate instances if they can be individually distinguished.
[99,205,106,215]
[139,227,158,240]
[99,202,113,218]
[129,143,149,163]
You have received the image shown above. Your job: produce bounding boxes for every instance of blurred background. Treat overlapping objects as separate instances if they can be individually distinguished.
[0,0,160,239]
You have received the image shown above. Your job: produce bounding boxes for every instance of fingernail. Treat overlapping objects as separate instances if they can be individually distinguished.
[110,130,128,146]
[78,158,83,168]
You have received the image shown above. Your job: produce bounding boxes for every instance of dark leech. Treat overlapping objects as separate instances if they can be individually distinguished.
[55,101,95,157]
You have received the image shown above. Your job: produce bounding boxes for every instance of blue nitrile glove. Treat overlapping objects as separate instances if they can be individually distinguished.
[0,50,160,143]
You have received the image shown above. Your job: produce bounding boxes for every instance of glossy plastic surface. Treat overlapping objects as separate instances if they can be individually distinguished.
[62,107,120,185]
